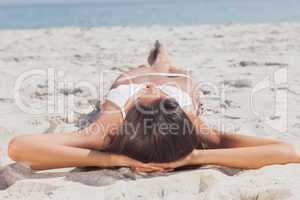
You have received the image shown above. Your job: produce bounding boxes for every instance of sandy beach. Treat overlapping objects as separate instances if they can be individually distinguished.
[0,23,300,199]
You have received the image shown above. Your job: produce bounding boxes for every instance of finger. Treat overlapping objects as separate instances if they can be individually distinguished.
[139,164,164,171]
[147,163,169,168]
[136,165,165,173]
[162,168,175,173]
[148,163,174,169]
[127,161,158,171]
[135,167,160,173]
[132,167,153,173]
[141,166,165,172]
[136,168,154,173]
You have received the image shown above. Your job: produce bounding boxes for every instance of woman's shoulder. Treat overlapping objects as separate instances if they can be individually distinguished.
[99,100,123,119]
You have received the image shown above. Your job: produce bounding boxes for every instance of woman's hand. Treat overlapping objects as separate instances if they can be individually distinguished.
[111,154,165,173]
[147,150,201,172]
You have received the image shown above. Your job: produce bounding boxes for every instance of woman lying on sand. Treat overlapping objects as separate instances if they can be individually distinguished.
[8,41,300,172]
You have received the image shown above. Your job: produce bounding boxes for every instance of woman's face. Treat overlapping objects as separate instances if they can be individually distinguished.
[135,83,167,106]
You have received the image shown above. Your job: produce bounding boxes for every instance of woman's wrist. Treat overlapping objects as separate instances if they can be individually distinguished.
[189,149,205,165]
[91,152,125,168]
[108,154,125,167]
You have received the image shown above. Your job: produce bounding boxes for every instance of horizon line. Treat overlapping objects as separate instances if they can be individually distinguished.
[0,0,186,8]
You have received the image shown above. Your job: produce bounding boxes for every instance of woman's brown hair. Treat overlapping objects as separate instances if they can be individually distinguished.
[106,98,202,163]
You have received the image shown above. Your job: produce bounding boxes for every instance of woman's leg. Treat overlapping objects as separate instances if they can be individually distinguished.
[147,41,191,75]
[148,41,171,72]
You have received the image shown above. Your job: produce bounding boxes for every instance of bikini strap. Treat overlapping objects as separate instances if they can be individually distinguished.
[120,107,126,119]
[118,72,191,81]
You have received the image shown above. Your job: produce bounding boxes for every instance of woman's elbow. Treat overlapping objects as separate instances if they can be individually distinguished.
[8,136,26,161]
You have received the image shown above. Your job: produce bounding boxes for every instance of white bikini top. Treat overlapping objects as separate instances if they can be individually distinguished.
[106,83,194,119]
[117,72,191,82]
[105,72,196,119]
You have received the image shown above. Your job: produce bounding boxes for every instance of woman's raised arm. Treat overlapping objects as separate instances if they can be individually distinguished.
[149,115,300,171]
[190,114,289,149]
[8,132,160,171]
[149,141,300,171]
[7,113,115,170]
[8,127,162,171]
[7,101,162,172]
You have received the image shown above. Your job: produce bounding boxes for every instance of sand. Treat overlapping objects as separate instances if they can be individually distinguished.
[0,23,300,199]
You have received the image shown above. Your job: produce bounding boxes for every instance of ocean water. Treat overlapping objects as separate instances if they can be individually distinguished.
[0,0,300,29]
